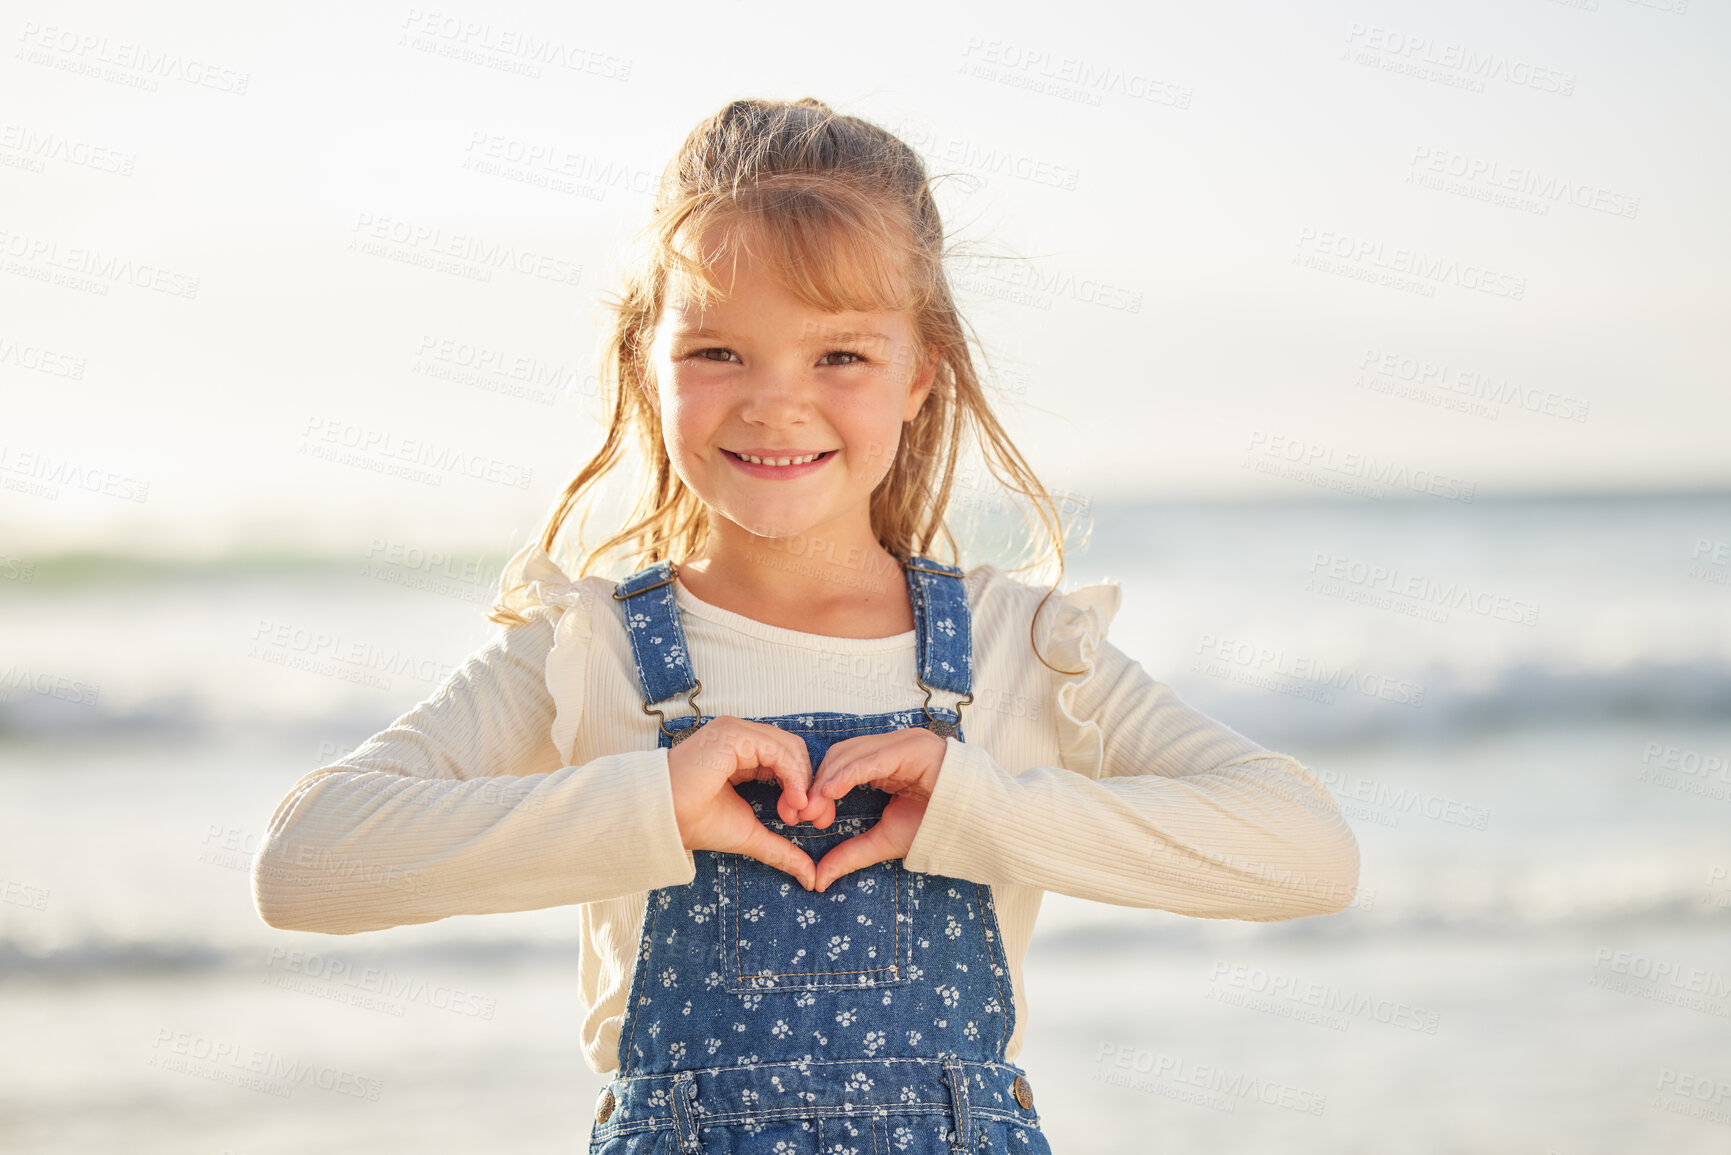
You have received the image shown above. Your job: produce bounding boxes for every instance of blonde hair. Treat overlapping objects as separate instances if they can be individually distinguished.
[489,97,1087,674]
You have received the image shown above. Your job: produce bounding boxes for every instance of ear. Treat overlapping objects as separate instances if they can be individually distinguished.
[903,345,938,422]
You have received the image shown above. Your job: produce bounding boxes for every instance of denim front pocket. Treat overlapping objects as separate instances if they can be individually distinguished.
[717,813,913,993]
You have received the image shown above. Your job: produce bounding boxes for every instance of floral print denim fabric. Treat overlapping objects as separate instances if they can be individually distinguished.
[591,557,1050,1154]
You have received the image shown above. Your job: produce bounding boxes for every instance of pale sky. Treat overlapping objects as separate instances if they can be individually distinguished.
[3,0,1726,557]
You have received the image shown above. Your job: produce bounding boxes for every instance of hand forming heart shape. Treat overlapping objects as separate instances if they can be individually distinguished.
[664,717,949,894]
[788,726,949,892]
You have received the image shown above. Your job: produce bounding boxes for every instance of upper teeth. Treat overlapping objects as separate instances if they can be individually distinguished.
[736,452,823,466]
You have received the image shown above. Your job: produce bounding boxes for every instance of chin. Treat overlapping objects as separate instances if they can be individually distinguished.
[720,512,805,541]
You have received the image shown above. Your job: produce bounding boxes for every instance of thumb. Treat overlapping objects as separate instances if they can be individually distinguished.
[812,827,899,893]
[737,823,817,891]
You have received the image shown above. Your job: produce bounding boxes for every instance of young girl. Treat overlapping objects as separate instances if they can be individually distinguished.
[253,97,1359,1154]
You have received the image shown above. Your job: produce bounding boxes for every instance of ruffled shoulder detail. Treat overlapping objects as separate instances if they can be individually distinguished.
[1033,576,1123,780]
[496,540,586,615]
[495,541,596,766]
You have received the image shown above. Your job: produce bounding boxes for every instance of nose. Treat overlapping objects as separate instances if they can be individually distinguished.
[736,362,816,427]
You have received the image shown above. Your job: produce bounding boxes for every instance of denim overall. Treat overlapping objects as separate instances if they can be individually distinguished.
[589,556,1050,1155]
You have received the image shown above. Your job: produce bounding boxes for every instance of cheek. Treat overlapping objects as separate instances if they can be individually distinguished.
[658,383,711,457]
[842,411,904,482]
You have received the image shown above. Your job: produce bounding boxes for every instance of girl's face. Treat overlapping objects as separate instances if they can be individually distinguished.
[646,228,935,551]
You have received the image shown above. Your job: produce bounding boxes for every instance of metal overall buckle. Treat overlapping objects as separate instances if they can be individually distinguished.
[902,558,972,740]
[917,677,971,739]
[611,561,706,745]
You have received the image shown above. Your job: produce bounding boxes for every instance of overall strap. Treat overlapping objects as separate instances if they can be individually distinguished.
[610,562,700,708]
[903,556,974,698]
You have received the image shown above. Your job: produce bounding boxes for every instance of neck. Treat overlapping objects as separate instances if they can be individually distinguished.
[680,519,904,609]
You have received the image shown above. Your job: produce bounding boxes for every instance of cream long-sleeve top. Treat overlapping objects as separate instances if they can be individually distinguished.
[252,543,1360,1075]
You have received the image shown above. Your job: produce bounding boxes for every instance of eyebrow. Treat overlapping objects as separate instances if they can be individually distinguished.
[671,325,891,345]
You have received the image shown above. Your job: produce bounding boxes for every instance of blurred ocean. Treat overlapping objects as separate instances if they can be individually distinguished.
[3,493,1730,1153]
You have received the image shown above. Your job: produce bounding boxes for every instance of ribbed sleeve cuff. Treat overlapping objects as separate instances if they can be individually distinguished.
[591,748,696,892]
[903,738,1000,880]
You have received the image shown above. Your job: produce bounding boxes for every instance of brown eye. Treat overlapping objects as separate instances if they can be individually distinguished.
[820,351,866,367]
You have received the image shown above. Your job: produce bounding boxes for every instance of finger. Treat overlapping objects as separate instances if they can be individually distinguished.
[796,742,888,825]
[787,789,835,830]
[771,735,819,826]
[737,823,817,890]
[812,825,900,893]
[814,729,943,806]
[788,754,841,825]
[726,725,811,811]
[769,729,818,825]
[814,752,907,804]
[807,745,856,804]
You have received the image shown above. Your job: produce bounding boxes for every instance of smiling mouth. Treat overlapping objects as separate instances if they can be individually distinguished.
[725,450,835,466]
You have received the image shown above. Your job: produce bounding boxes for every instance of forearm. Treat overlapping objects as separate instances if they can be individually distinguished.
[904,740,1360,920]
[252,750,697,934]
